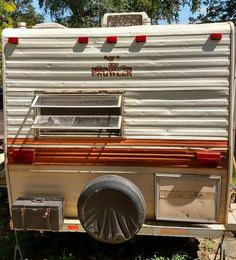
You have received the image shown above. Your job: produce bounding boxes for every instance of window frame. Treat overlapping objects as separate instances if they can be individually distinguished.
[31,93,124,138]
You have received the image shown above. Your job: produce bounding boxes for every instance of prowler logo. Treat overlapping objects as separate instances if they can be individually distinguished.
[91,56,132,77]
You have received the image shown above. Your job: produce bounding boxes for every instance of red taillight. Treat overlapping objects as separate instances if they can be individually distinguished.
[107,36,117,44]
[210,33,222,41]
[8,37,19,44]
[12,149,35,163]
[196,151,221,166]
[78,37,89,44]
[136,35,147,43]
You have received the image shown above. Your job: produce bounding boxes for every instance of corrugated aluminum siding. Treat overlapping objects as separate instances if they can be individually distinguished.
[2,22,232,140]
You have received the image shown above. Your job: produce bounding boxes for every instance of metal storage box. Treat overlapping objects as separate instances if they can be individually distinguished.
[12,197,64,231]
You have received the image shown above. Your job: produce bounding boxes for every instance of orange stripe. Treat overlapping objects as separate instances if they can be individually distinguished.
[7,138,228,148]
[35,153,195,159]
[68,225,79,231]
[160,228,191,235]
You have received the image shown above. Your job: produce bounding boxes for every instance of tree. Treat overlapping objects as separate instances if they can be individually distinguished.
[38,0,202,27]
[0,0,16,32]
[0,1,16,84]
[12,0,44,27]
[190,0,236,24]
[1,1,43,84]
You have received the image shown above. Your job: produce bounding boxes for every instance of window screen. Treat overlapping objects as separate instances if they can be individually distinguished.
[32,94,123,137]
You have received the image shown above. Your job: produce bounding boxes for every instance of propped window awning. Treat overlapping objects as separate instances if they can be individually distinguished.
[31,94,122,108]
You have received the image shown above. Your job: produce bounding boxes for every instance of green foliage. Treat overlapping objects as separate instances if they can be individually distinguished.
[200,238,215,252]
[233,174,236,185]
[190,0,236,24]
[171,254,187,260]
[0,0,43,85]
[11,0,44,28]
[0,0,16,32]
[0,0,16,85]
[145,253,187,260]
[38,0,202,27]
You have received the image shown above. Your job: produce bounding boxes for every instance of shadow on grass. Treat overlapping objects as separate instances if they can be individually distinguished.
[0,200,199,260]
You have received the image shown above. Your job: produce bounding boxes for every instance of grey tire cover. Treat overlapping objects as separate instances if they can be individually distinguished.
[77,175,146,244]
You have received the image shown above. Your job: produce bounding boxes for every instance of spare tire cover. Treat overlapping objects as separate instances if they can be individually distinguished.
[77,175,146,244]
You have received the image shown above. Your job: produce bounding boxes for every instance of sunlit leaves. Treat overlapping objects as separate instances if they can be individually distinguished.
[2,1,15,13]
[191,0,236,24]
[12,0,44,28]
[38,0,202,27]
[0,0,16,31]
[0,0,16,83]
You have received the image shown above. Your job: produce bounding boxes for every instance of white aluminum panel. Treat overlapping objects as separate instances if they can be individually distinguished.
[2,22,231,38]
[2,22,232,143]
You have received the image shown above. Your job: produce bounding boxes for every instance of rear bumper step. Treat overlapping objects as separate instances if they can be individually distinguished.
[11,218,233,238]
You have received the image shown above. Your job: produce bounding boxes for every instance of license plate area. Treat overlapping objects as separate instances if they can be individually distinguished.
[155,174,221,223]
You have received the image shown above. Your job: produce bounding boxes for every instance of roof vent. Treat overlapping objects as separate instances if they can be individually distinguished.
[102,12,151,27]
[17,22,26,28]
[33,22,66,29]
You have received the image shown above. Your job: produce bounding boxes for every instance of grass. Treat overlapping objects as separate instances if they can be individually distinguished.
[199,238,216,252]
[149,253,187,260]
[233,174,236,185]
[233,157,236,185]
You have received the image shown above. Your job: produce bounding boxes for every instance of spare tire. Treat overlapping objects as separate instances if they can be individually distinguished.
[77,175,146,244]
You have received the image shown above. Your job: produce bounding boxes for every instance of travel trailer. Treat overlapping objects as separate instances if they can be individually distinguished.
[2,12,236,246]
